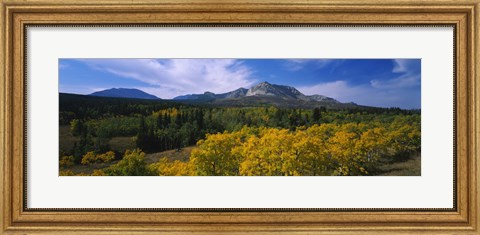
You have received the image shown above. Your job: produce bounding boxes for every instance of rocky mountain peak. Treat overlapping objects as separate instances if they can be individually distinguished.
[172,81,343,106]
[246,82,304,100]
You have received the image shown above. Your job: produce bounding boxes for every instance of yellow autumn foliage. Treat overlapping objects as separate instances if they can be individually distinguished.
[152,157,195,176]
[81,151,115,165]
[150,116,420,176]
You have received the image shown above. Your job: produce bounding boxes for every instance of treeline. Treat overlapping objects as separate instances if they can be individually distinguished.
[60,93,418,126]
[59,93,183,125]
[61,114,420,176]
[62,104,420,163]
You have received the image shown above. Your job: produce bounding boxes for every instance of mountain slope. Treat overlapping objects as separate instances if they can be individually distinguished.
[89,88,159,100]
[171,81,353,109]
[173,88,249,101]
[173,81,341,102]
[210,96,356,109]
[245,82,309,100]
[218,88,249,99]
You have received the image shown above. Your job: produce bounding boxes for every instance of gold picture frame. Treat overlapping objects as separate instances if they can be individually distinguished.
[1,0,479,234]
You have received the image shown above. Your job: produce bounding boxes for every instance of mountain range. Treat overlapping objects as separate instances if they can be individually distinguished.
[173,81,344,104]
[88,82,358,109]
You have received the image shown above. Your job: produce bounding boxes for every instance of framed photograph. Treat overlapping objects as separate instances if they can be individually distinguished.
[1,0,479,234]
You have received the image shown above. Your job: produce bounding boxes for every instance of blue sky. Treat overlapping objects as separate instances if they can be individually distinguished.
[59,58,421,109]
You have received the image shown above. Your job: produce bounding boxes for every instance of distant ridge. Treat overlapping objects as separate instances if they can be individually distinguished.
[89,88,159,100]
[171,81,355,109]
[84,82,359,109]
[173,81,340,104]
[173,88,249,101]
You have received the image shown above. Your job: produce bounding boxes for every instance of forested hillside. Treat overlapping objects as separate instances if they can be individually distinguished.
[59,93,420,176]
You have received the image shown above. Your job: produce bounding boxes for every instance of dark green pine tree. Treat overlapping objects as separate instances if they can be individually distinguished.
[313,107,321,123]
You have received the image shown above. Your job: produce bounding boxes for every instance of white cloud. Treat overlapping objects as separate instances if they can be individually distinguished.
[283,59,308,71]
[370,74,420,89]
[76,59,257,99]
[59,61,69,70]
[283,59,335,71]
[392,59,414,73]
[298,81,369,103]
[370,59,420,89]
[298,80,420,109]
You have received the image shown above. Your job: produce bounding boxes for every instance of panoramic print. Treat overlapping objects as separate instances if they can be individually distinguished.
[59,59,421,176]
